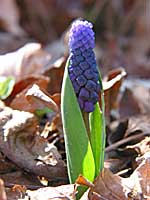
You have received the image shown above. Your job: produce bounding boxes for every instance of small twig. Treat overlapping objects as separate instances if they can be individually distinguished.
[105,132,150,153]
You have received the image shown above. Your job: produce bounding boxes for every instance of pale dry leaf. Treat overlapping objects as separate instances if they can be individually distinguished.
[25,184,76,200]
[0,105,67,182]
[0,43,51,81]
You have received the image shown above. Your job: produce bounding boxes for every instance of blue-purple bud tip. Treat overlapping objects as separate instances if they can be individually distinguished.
[68,19,101,113]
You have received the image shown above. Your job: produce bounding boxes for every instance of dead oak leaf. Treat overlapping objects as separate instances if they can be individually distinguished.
[81,152,150,200]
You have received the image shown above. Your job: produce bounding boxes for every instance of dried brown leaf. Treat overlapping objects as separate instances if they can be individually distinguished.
[26,84,59,113]
[44,56,66,94]
[0,106,67,183]
[103,67,126,122]
[82,152,150,200]
[120,79,150,118]
[0,43,51,81]
[6,75,49,106]
[124,114,150,138]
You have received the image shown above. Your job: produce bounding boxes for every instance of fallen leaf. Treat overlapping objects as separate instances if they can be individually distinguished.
[124,114,150,138]
[119,79,150,118]
[0,43,51,81]
[0,105,67,183]
[103,67,127,122]
[44,56,66,94]
[82,152,150,200]
[119,88,141,118]
[107,114,150,151]
[105,114,150,176]
[26,84,59,113]
[6,75,49,105]
[25,184,76,200]
[9,76,50,112]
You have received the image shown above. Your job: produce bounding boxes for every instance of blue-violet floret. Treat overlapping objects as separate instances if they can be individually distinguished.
[68,20,101,113]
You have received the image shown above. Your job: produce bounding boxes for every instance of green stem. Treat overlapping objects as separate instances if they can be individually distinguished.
[82,111,91,140]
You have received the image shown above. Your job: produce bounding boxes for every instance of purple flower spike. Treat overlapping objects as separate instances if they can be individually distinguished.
[68,19,101,113]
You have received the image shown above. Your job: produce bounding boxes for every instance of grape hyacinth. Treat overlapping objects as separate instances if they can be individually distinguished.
[68,20,101,113]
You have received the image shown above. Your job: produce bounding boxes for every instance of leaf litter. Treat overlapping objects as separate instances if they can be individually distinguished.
[0,1,150,199]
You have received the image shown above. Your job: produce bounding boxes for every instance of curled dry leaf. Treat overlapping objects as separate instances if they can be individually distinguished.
[0,43,51,81]
[6,75,49,106]
[0,105,67,183]
[26,84,59,113]
[9,76,51,112]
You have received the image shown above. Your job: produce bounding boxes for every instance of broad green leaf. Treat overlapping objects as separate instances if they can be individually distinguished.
[0,76,15,99]
[90,95,105,175]
[89,69,106,177]
[90,103,103,176]
[61,59,95,183]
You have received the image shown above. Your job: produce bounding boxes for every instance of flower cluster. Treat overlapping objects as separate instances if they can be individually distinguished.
[68,20,100,113]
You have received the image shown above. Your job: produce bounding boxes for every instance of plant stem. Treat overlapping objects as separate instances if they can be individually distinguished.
[82,111,91,140]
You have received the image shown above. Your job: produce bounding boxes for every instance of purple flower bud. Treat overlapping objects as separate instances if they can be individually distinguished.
[84,69,94,79]
[84,101,94,113]
[85,80,97,91]
[68,19,101,113]
[76,75,87,86]
[79,88,89,100]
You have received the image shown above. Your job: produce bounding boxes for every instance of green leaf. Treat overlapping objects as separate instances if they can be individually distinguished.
[0,76,15,99]
[89,67,106,177]
[61,59,95,183]
[89,102,104,177]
